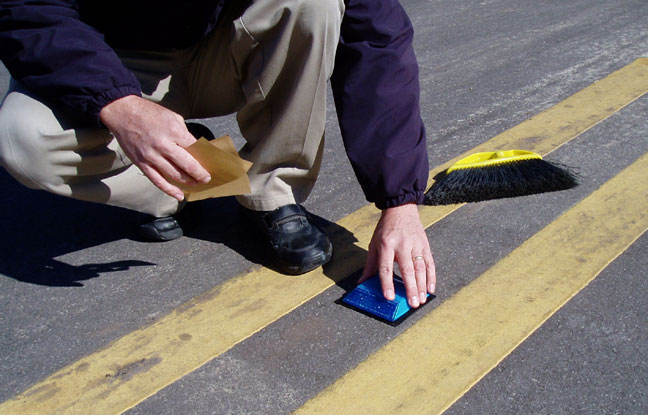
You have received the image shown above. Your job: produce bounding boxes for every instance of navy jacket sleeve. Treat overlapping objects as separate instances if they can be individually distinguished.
[332,0,428,209]
[0,0,141,124]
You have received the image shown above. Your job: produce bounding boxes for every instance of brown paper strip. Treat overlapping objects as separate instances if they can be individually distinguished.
[173,136,252,201]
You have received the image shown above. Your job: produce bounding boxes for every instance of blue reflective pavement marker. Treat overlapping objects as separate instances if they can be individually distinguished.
[341,274,432,325]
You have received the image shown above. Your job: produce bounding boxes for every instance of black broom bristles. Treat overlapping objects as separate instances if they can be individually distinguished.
[423,158,579,205]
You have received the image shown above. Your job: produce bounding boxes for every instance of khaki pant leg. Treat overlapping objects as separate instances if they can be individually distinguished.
[0,80,180,217]
[189,0,345,211]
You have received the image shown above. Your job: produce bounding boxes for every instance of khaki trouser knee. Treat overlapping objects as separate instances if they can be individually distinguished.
[213,0,345,210]
[0,82,179,217]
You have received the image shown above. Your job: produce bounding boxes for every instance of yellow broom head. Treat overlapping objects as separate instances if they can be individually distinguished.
[447,150,542,172]
[424,150,578,205]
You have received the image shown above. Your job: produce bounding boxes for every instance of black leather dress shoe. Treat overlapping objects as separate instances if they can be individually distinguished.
[137,215,184,241]
[243,204,332,275]
[135,201,200,242]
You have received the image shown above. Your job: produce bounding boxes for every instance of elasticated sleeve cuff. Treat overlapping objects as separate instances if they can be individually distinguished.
[87,85,143,126]
[375,190,425,210]
[0,1,144,126]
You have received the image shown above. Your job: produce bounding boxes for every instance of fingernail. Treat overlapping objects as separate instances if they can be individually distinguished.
[419,292,427,304]
[175,192,185,201]
[201,175,211,184]
[410,296,419,308]
[429,283,436,293]
[385,289,395,300]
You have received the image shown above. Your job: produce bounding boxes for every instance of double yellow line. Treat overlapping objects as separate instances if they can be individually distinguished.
[297,152,648,414]
[2,59,647,415]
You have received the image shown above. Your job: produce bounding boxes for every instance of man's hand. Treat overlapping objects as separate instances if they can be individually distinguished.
[99,95,211,201]
[359,203,436,308]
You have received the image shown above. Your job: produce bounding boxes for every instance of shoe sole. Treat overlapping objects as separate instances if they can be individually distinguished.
[137,226,184,242]
[278,241,333,275]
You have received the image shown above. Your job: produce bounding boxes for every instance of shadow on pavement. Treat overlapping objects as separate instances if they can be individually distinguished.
[186,196,368,290]
[183,197,270,269]
[0,170,153,287]
[1,168,367,289]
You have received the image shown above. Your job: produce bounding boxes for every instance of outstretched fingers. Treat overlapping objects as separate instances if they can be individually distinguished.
[377,245,396,301]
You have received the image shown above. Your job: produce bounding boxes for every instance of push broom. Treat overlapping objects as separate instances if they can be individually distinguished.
[423,150,579,205]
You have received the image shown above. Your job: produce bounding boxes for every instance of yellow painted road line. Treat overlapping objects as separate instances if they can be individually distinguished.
[295,153,648,415]
[426,57,648,184]
[1,59,647,415]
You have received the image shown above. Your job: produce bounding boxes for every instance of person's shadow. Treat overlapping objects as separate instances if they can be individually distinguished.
[0,169,154,287]
[0,168,367,289]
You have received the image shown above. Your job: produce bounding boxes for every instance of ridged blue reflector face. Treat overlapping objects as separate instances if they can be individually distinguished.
[342,275,429,324]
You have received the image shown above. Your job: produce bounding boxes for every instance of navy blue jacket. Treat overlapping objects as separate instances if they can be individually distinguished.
[0,0,428,209]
